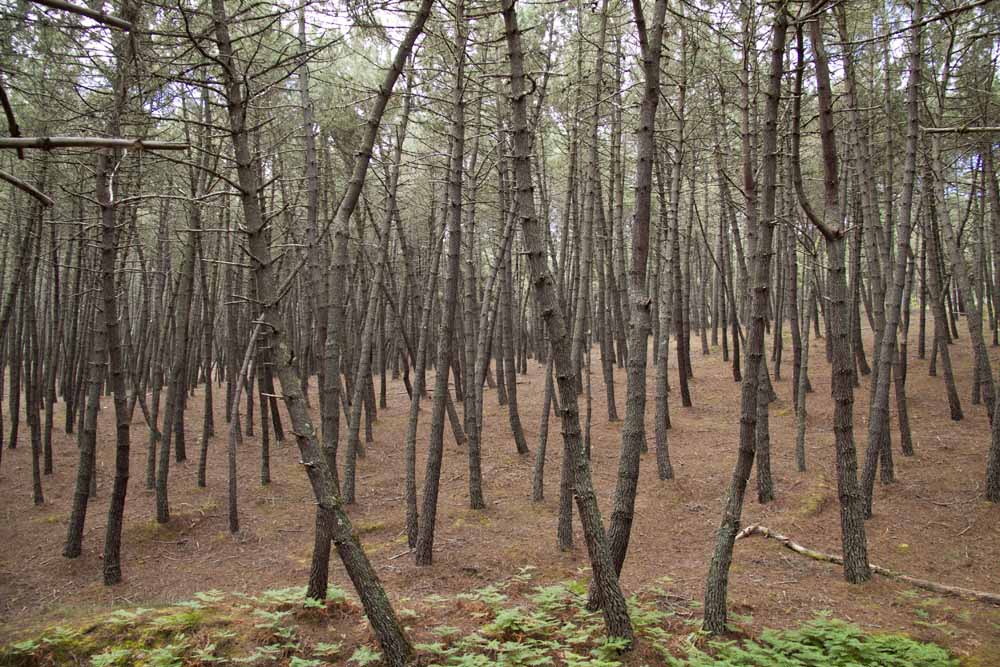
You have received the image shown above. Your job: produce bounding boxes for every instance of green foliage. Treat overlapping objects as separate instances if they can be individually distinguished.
[348,645,382,665]
[512,566,538,583]
[457,583,509,608]
[144,639,188,667]
[561,649,622,667]
[105,608,152,629]
[41,625,85,651]
[0,583,960,667]
[251,608,293,630]
[592,635,630,660]
[668,616,959,667]
[253,586,310,605]
[149,607,206,632]
[9,639,41,655]
[482,607,557,639]
[529,582,581,613]
[290,658,326,667]
[312,641,343,658]
[191,643,224,663]
[89,647,133,666]
[302,596,327,610]
[193,590,227,604]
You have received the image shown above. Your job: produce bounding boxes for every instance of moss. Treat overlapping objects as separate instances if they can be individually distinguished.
[129,519,184,541]
[962,644,1000,667]
[354,520,386,535]
[797,475,832,518]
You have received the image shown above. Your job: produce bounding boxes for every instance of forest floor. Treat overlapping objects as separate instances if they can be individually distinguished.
[2,324,1000,664]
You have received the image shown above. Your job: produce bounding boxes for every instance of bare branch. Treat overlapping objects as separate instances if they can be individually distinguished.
[0,169,55,206]
[28,0,133,31]
[0,137,188,151]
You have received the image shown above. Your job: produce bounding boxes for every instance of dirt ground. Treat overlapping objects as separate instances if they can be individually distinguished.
[2,325,1000,661]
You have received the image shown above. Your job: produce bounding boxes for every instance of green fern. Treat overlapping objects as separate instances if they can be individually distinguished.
[290,658,326,667]
[313,641,343,658]
[349,645,382,665]
[89,647,132,667]
[670,616,958,667]
[347,646,382,667]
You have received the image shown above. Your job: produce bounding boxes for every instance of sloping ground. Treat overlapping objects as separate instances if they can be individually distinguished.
[2,328,1000,664]
[0,574,962,666]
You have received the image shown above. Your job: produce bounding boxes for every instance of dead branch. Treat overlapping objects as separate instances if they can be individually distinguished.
[922,126,1000,134]
[28,0,133,30]
[0,169,55,206]
[0,137,188,151]
[737,524,1000,606]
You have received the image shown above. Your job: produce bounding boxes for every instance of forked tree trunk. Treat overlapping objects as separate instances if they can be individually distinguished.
[797,14,871,584]
[403,215,444,548]
[924,176,964,421]
[594,0,669,611]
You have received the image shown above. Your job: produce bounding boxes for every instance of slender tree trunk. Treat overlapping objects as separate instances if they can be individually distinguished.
[703,9,789,633]
[403,215,444,548]
[343,74,414,504]
[211,1,429,661]
[501,0,633,643]
[797,15,872,583]
[594,0,669,611]
[415,1,466,566]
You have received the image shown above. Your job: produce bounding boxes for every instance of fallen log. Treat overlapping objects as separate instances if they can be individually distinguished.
[736,523,1000,606]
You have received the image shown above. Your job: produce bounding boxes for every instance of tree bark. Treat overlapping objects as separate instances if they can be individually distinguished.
[501,0,633,644]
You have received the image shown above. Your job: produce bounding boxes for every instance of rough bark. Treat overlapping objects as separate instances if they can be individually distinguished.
[501,0,633,643]
[703,8,788,634]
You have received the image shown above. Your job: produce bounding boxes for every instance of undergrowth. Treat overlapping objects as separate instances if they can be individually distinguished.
[0,573,959,667]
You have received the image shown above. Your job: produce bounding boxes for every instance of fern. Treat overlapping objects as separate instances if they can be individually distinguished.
[457,584,509,608]
[252,608,293,630]
[290,658,326,667]
[89,647,132,667]
[192,642,224,663]
[313,641,343,657]
[144,642,186,667]
[349,645,382,665]
[671,617,958,667]
[193,589,226,603]
[9,639,40,655]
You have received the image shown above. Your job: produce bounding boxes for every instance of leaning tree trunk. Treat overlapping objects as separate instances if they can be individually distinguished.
[210,0,431,662]
[501,0,633,644]
[342,73,413,505]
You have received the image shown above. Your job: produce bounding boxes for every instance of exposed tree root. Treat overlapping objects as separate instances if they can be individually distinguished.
[736,523,1000,606]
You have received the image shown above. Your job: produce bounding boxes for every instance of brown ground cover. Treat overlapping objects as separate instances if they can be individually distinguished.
[2,327,999,661]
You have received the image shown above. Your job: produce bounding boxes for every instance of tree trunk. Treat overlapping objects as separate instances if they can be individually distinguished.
[415,0,466,566]
[703,9,789,634]
[501,0,633,643]
[210,0,429,661]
